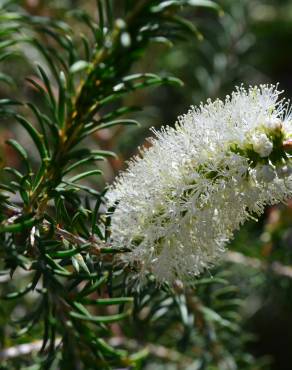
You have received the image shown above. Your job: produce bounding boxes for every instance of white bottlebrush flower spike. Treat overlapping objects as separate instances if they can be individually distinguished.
[107,85,292,283]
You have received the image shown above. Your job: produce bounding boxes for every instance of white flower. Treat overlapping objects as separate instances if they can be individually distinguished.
[255,164,276,183]
[265,117,282,131]
[107,85,292,283]
[251,133,273,158]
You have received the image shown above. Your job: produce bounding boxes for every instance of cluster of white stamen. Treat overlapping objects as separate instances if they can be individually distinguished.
[251,133,273,157]
[107,85,292,283]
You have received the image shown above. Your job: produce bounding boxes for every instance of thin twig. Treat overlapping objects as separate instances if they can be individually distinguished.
[0,336,190,364]
[109,337,192,364]
[225,251,292,279]
[0,338,61,360]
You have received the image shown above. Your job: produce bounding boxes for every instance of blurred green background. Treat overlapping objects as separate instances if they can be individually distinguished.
[1,1,292,369]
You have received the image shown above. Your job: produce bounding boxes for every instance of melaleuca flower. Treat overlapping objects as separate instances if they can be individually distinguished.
[107,85,292,283]
[251,133,273,157]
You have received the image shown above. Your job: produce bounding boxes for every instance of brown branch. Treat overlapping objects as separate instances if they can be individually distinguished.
[109,337,192,365]
[0,338,61,360]
[0,335,191,366]
[225,251,292,279]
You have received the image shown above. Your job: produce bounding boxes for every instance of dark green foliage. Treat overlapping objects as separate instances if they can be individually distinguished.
[0,1,230,369]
